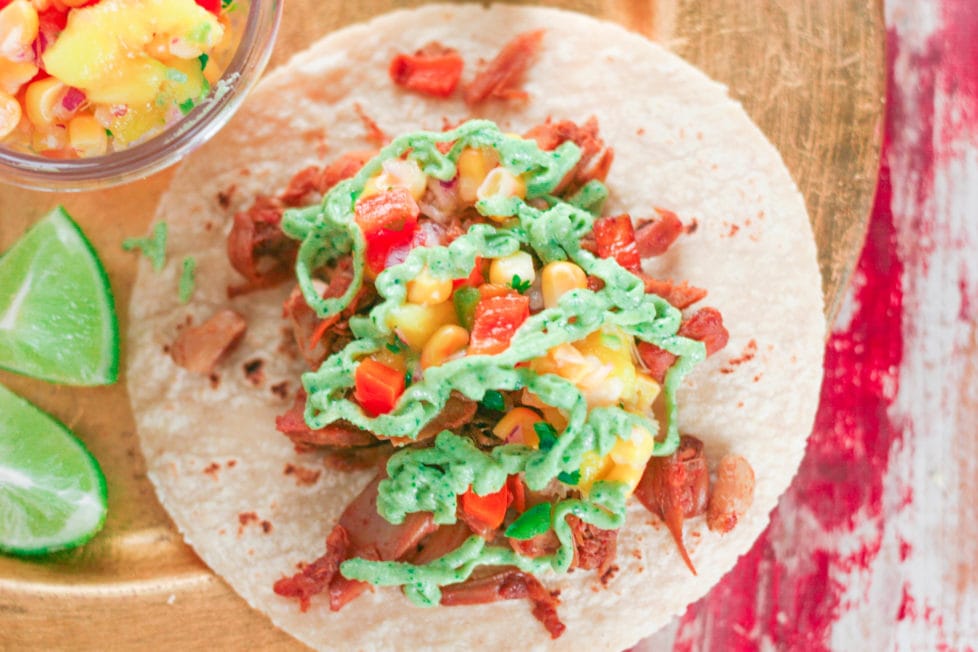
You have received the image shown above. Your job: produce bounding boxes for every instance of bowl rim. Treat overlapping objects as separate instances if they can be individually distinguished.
[0,0,283,192]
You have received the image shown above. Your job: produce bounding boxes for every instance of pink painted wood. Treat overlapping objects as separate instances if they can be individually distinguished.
[639,1,978,649]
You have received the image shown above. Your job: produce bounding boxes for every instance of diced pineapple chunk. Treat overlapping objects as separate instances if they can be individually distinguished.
[42,0,223,106]
[161,57,209,109]
[387,301,458,350]
[85,57,168,105]
[109,102,168,145]
[608,426,657,467]
[602,463,644,493]
[577,450,613,494]
[623,372,661,413]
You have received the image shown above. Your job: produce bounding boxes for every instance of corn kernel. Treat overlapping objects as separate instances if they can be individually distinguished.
[541,261,587,309]
[145,33,174,61]
[362,158,427,200]
[457,146,497,203]
[421,324,469,369]
[477,166,526,204]
[387,301,458,350]
[30,123,66,153]
[489,250,535,288]
[0,57,37,95]
[0,90,21,140]
[492,407,542,446]
[68,114,108,157]
[0,1,39,62]
[24,77,65,128]
[407,266,453,306]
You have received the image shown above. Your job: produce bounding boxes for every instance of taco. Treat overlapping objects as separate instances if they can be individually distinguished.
[128,4,824,651]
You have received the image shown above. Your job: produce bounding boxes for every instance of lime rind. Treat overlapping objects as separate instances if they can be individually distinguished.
[0,206,119,386]
[0,384,108,556]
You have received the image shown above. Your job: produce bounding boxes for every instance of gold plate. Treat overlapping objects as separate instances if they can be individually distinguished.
[0,1,884,649]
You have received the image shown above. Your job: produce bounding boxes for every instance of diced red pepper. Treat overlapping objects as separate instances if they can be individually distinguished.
[460,483,510,532]
[452,257,485,289]
[389,43,464,98]
[468,291,530,355]
[353,358,405,416]
[195,0,222,14]
[679,307,729,355]
[636,307,729,382]
[593,214,641,272]
[635,208,684,258]
[354,188,420,274]
[507,475,527,514]
[636,341,677,384]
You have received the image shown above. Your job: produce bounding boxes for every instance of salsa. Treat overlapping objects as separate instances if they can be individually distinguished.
[0,0,244,158]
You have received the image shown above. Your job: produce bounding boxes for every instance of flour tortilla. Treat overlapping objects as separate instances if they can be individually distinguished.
[128,5,824,650]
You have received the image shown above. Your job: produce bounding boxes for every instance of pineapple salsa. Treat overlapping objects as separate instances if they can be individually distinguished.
[0,0,243,158]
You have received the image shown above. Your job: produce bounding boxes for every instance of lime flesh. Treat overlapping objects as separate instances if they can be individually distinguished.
[0,206,119,385]
[0,383,108,556]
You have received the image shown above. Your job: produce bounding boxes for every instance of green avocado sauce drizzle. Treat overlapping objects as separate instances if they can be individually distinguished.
[281,120,705,606]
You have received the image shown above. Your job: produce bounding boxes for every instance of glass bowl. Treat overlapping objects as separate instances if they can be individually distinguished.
[0,0,283,192]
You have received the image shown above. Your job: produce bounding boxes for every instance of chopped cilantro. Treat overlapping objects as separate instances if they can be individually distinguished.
[557,470,580,485]
[481,390,505,412]
[504,503,552,540]
[178,98,196,115]
[533,422,558,451]
[510,274,531,294]
[122,222,168,271]
[179,257,197,303]
[198,53,209,70]
[386,335,407,354]
[104,128,113,138]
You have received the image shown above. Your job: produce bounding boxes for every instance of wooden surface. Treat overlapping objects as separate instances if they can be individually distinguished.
[0,1,884,650]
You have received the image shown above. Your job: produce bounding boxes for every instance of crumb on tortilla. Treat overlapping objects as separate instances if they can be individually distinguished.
[238,511,259,535]
[203,462,221,479]
[720,339,758,374]
[354,102,389,146]
[227,460,237,468]
[284,463,322,486]
[271,381,290,399]
[243,358,265,386]
[217,184,236,209]
[209,372,220,388]
[599,564,619,586]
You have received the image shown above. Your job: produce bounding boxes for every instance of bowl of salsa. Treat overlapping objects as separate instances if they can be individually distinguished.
[0,0,281,190]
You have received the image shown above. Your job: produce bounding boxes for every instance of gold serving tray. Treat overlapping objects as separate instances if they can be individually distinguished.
[0,1,884,649]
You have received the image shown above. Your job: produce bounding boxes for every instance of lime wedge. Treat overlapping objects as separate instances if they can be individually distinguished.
[0,206,119,385]
[0,383,107,556]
